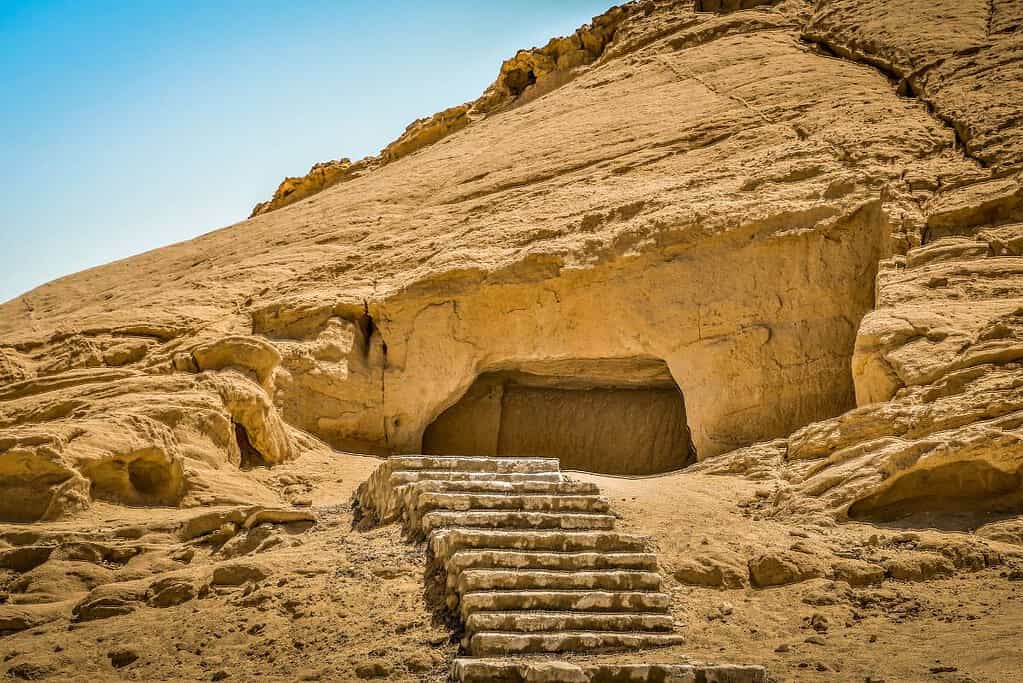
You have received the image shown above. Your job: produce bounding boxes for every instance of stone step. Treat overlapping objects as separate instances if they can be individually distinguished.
[403,479,601,496]
[451,659,769,683]
[459,590,671,619]
[390,471,564,487]
[430,530,650,563]
[388,456,560,473]
[444,550,659,583]
[411,492,610,514]
[456,569,662,594]
[464,610,674,635]
[467,631,685,656]
[420,511,616,535]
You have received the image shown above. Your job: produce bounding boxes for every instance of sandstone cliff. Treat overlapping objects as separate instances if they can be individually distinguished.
[2,0,1021,523]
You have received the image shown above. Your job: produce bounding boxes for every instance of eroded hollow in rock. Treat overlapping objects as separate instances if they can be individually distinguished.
[847,461,1023,525]
[234,422,269,470]
[422,358,695,475]
[85,448,184,507]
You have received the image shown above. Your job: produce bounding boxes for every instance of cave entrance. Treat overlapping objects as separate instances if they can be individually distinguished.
[422,358,696,475]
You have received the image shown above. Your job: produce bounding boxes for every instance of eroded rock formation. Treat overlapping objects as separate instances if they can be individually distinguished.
[2,1,1023,679]
[4,0,1023,527]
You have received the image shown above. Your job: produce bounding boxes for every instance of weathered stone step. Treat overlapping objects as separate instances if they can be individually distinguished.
[388,456,560,473]
[444,550,659,582]
[467,630,685,656]
[459,590,671,619]
[456,569,662,594]
[450,659,769,683]
[404,479,601,496]
[464,610,674,635]
[430,530,650,562]
[411,492,610,514]
[420,511,616,535]
[390,471,564,487]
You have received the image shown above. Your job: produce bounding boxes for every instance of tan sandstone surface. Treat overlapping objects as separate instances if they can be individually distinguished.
[2,0,1022,680]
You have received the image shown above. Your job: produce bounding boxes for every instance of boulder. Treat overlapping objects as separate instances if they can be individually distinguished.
[672,552,749,588]
[884,554,955,582]
[748,550,826,587]
[211,562,270,587]
[831,558,885,587]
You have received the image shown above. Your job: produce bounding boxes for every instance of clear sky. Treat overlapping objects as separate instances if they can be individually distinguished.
[0,0,612,304]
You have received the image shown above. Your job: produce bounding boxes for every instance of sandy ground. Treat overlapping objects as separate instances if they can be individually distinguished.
[2,449,1021,682]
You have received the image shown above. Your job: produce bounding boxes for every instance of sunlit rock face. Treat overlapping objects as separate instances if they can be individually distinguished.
[1,0,1021,529]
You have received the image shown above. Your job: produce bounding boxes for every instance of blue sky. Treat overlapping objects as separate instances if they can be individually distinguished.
[0,0,612,303]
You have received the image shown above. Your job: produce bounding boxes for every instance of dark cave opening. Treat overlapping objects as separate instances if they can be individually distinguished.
[235,422,269,470]
[422,358,696,475]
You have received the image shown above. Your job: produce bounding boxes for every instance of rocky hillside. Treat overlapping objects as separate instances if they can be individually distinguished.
[1,0,1022,680]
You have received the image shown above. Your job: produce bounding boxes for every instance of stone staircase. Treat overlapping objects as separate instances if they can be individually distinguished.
[353,455,766,682]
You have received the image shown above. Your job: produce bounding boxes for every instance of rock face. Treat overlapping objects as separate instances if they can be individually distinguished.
[2,3,1023,679]
[1,0,1022,544]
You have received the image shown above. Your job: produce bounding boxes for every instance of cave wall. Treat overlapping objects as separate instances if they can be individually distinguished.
[376,201,890,459]
[422,366,693,475]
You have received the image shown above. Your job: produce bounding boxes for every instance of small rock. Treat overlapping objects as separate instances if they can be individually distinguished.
[212,671,228,681]
[884,554,954,582]
[673,552,748,589]
[805,635,826,645]
[6,662,54,680]
[108,649,139,668]
[147,576,201,608]
[211,562,270,586]
[748,550,825,587]
[774,644,791,653]
[832,558,886,587]
[808,613,829,633]
[929,665,958,674]
[404,652,442,672]
[355,658,393,679]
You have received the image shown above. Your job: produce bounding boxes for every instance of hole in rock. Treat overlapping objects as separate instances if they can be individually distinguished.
[85,448,184,507]
[128,458,172,496]
[505,68,537,96]
[422,358,696,475]
[235,422,269,470]
[847,461,1023,529]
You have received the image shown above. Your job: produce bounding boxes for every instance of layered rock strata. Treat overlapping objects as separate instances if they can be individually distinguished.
[1,0,1021,535]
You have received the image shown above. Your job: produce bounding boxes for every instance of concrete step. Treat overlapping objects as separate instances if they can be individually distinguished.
[459,590,671,619]
[464,611,674,635]
[411,492,610,514]
[403,479,601,496]
[444,550,659,583]
[457,569,662,594]
[388,456,560,473]
[420,511,616,535]
[467,630,685,656]
[430,530,650,563]
[450,659,769,683]
[390,471,564,487]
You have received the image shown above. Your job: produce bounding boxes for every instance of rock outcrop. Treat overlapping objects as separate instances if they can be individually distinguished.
[2,0,1022,570]
[2,1,1023,679]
